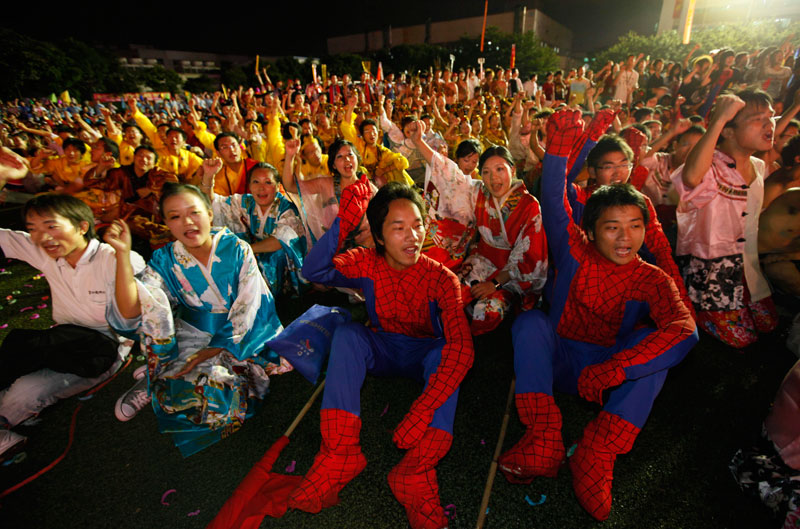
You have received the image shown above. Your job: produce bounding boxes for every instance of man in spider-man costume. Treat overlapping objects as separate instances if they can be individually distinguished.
[498,109,698,520]
[289,178,473,529]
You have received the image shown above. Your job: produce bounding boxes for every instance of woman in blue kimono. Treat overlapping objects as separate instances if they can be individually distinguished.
[201,159,307,297]
[105,182,288,457]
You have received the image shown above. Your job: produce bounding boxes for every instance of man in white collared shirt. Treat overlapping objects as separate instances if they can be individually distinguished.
[0,189,145,460]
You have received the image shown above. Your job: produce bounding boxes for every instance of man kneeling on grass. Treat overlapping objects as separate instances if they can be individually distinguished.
[498,109,698,520]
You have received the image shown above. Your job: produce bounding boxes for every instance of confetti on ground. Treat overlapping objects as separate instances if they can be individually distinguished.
[380,404,389,417]
[187,510,200,517]
[567,443,577,457]
[525,494,546,506]
[6,295,12,300]
[41,296,49,300]
[136,355,146,362]
[33,274,43,280]
[285,460,296,473]
[30,314,40,320]
[78,394,94,401]
[480,439,486,445]
[0,271,10,275]
[37,304,47,309]
[0,324,7,329]
[12,290,20,295]
[20,306,33,312]
[485,507,490,514]
[161,489,177,506]
[24,284,33,288]
[8,299,16,305]
[444,504,457,520]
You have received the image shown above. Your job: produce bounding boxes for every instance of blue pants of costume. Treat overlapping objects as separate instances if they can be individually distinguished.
[321,322,459,433]
[512,310,691,429]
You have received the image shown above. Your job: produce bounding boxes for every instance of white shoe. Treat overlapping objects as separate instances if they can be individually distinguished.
[132,364,147,380]
[0,430,27,462]
[114,379,151,422]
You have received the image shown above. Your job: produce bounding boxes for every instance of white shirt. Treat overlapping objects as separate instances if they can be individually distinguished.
[614,69,639,102]
[0,231,146,339]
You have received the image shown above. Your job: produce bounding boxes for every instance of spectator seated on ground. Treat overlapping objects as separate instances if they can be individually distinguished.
[498,108,697,521]
[0,187,145,462]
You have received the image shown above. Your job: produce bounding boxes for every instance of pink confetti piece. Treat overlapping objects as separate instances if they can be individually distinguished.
[24,284,33,288]
[37,304,47,309]
[19,306,33,312]
[480,439,486,445]
[42,296,50,300]
[30,314,40,320]
[187,510,200,517]
[380,404,389,417]
[161,489,176,505]
[285,460,296,473]
[0,324,7,329]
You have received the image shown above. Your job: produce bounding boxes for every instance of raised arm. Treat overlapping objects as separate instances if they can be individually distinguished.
[104,219,141,319]
[681,94,744,189]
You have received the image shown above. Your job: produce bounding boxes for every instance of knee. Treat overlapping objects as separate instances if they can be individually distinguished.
[0,372,60,427]
[512,310,551,339]
[330,323,371,363]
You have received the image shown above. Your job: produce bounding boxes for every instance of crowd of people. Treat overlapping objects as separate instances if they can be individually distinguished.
[1,38,800,527]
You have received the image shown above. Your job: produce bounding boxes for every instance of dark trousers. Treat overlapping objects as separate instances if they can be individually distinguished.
[0,324,118,391]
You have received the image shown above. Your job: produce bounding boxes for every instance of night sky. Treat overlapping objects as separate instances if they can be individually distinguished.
[2,0,660,56]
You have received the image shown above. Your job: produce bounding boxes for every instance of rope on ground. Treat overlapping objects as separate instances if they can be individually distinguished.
[0,355,133,499]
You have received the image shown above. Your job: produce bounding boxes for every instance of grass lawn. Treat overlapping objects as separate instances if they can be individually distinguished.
[0,216,794,528]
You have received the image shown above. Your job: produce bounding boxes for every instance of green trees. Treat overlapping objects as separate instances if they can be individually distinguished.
[591,21,800,65]
[452,27,559,75]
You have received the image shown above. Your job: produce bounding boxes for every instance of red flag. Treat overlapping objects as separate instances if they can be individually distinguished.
[206,436,303,529]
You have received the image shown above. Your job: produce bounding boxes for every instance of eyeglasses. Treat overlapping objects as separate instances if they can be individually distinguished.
[595,163,633,173]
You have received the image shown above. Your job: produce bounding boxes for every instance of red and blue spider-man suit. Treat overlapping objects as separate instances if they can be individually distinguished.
[542,111,694,320]
[288,179,474,529]
[499,109,698,520]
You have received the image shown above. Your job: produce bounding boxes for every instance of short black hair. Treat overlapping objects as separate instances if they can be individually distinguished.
[478,145,515,174]
[358,118,378,137]
[582,183,649,237]
[455,139,482,160]
[782,135,800,167]
[677,124,706,142]
[366,182,426,256]
[633,107,654,122]
[159,182,211,216]
[213,131,240,151]
[327,138,361,176]
[22,194,96,241]
[282,121,301,140]
[724,88,773,131]
[246,162,279,186]
[63,137,86,154]
[121,122,143,135]
[96,137,120,160]
[587,134,634,168]
[166,126,187,141]
[134,144,158,162]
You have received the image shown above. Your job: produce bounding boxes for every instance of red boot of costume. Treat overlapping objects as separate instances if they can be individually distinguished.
[288,408,367,513]
[388,427,452,529]
[569,411,640,521]
[498,392,565,483]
